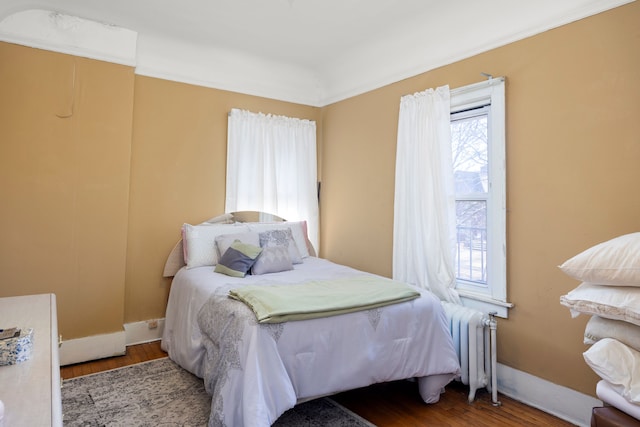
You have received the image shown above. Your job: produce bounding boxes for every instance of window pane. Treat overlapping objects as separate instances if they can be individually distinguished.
[451,115,488,194]
[455,200,487,285]
[452,111,489,285]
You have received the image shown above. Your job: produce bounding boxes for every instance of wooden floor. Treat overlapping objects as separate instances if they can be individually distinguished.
[61,341,575,426]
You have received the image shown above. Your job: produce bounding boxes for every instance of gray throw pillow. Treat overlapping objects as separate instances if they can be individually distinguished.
[252,246,294,275]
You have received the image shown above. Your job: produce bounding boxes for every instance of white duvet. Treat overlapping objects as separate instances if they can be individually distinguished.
[162,257,460,427]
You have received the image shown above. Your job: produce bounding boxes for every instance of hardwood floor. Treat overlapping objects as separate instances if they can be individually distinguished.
[61,341,575,426]
[60,341,167,379]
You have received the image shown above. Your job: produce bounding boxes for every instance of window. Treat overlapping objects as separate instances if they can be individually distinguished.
[450,78,511,317]
[225,109,319,251]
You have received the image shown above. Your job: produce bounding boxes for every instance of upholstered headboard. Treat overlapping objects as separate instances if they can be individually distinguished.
[162,211,316,277]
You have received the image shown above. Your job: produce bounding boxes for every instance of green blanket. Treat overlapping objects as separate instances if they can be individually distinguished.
[228,275,420,323]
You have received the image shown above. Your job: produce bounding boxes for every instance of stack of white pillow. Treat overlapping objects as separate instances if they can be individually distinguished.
[559,232,640,413]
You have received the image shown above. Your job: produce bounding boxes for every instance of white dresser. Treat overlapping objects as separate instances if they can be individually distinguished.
[0,294,62,426]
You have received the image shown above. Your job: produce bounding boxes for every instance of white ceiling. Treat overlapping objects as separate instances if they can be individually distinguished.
[0,0,633,106]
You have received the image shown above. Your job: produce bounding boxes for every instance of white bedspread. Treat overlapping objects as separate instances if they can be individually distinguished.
[162,257,460,427]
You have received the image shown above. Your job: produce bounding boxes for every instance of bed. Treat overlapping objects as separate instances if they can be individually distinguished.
[161,212,461,427]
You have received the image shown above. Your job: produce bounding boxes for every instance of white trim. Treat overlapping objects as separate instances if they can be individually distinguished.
[497,363,601,427]
[134,33,322,106]
[124,319,165,346]
[450,76,505,107]
[451,78,509,309]
[0,9,137,66]
[0,2,632,106]
[58,319,166,366]
[459,292,513,318]
[59,330,126,366]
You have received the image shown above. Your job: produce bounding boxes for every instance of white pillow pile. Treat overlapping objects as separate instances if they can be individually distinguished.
[558,232,640,408]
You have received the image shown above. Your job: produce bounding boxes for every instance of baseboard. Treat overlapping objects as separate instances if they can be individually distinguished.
[59,319,165,366]
[497,363,602,427]
[124,318,165,346]
[59,330,127,366]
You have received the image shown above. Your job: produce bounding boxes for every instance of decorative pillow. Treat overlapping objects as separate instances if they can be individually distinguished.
[559,232,640,286]
[259,229,302,264]
[584,316,640,352]
[583,338,640,404]
[182,223,250,269]
[215,232,259,259]
[214,240,262,277]
[247,221,310,258]
[251,246,294,275]
[560,282,640,327]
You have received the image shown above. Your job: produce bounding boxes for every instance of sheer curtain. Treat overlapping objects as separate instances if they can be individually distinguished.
[393,86,460,303]
[225,108,319,251]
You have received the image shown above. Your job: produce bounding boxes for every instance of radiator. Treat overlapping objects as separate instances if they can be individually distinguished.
[441,302,500,406]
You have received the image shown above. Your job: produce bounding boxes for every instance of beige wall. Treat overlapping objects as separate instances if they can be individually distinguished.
[0,1,638,398]
[0,43,134,338]
[321,2,640,396]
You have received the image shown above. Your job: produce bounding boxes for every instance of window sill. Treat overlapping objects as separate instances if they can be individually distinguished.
[457,290,513,318]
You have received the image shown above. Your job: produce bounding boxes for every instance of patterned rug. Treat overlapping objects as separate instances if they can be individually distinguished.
[62,357,376,426]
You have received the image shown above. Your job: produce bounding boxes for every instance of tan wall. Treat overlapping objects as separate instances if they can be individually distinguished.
[0,43,134,338]
[321,2,640,396]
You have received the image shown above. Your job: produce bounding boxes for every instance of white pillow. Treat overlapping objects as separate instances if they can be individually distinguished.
[285,221,312,258]
[583,338,640,404]
[247,221,310,258]
[560,282,640,326]
[559,232,640,286]
[182,223,250,269]
[584,316,640,352]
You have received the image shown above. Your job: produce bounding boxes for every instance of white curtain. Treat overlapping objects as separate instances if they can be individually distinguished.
[225,108,319,251]
[393,86,460,303]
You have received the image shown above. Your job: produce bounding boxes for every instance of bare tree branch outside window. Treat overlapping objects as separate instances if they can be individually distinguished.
[452,112,488,285]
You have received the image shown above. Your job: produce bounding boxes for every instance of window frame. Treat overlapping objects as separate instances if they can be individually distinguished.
[450,78,512,317]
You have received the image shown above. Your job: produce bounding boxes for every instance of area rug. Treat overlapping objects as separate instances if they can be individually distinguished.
[62,357,375,426]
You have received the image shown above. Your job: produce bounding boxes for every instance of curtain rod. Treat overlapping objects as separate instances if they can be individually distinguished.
[451,75,505,95]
